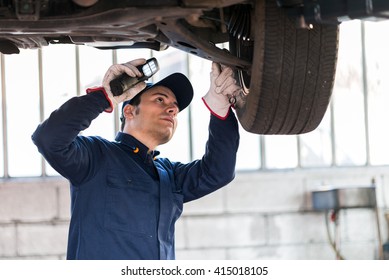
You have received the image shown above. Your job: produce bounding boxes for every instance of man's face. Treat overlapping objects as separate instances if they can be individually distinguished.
[125,85,180,145]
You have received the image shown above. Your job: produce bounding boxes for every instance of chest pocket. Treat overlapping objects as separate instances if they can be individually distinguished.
[104,169,158,237]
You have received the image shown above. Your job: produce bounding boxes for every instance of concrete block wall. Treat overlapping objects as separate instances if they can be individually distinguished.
[1,166,389,260]
[177,167,389,260]
[0,178,70,259]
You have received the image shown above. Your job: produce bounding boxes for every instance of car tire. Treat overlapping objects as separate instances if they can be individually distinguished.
[230,0,339,134]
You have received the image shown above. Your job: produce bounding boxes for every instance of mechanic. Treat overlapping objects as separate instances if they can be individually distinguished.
[31,58,241,260]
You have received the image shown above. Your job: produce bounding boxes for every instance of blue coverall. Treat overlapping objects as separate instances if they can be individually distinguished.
[32,90,239,260]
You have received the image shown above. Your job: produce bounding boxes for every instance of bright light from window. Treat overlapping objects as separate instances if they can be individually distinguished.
[5,50,41,177]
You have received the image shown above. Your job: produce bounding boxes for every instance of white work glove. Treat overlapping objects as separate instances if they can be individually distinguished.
[202,62,241,119]
[101,58,147,112]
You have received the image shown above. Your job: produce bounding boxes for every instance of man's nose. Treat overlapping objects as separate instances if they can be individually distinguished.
[166,103,179,115]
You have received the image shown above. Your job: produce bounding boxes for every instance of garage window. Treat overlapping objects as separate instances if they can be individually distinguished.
[364,21,389,165]
[4,50,41,177]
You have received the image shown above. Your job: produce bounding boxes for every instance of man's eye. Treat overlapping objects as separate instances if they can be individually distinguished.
[156,97,164,103]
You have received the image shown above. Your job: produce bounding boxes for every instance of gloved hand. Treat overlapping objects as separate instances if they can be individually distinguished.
[101,58,147,112]
[202,62,241,119]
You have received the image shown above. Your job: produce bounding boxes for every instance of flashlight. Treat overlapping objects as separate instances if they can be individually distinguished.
[110,57,159,96]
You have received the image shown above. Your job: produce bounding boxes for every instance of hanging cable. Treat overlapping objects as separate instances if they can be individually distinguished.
[325,209,345,260]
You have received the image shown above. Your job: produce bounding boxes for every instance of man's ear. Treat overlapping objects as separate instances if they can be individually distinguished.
[122,103,135,119]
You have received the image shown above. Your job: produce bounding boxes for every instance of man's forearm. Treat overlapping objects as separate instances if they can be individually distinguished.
[204,109,240,184]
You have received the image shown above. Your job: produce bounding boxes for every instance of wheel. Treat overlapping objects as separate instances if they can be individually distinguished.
[229,0,339,134]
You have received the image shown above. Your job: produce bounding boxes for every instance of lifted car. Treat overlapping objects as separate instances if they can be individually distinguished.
[0,0,388,134]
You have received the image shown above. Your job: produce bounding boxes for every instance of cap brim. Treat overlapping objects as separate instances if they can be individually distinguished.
[123,72,193,112]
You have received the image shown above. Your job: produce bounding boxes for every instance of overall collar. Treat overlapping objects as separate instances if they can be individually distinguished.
[115,132,160,161]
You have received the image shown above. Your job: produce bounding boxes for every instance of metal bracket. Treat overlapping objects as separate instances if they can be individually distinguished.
[156,19,251,70]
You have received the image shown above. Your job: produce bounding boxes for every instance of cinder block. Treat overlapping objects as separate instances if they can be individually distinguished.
[339,209,378,242]
[57,180,71,220]
[0,224,16,257]
[185,214,266,249]
[227,245,277,260]
[0,181,57,222]
[227,246,277,260]
[183,188,225,215]
[305,169,375,193]
[174,218,186,249]
[228,243,335,260]
[5,255,63,260]
[339,241,379,260]
[226,173,305,213]
[17,223,68,256]
[267,212,328,245]
[176,248,227,260]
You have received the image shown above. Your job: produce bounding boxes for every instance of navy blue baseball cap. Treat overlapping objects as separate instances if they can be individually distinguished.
[121,72,193,116]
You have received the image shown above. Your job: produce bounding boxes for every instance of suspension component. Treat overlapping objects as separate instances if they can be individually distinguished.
[227,4,252,41]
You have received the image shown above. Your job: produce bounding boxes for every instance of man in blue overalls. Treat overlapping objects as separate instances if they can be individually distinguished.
[32,58,241,260]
